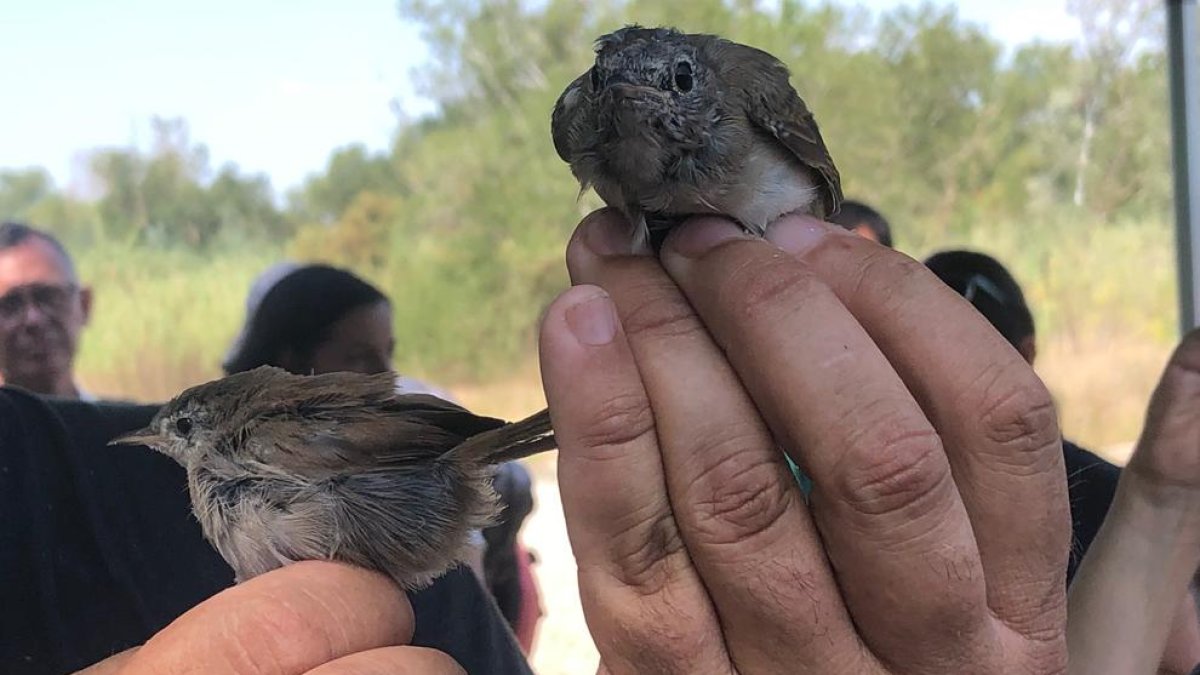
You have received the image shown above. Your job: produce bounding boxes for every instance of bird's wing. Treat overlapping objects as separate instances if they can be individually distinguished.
[708,38,843,218]
[239,375,546,477]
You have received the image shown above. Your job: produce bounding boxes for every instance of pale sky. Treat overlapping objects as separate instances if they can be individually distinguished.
[0,0,1082,196]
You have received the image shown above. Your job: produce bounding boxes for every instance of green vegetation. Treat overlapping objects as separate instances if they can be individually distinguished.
[0,0,1175,449]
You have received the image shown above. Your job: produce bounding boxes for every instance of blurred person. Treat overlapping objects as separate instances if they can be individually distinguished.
[223,262,452,399]
[925,249,1200,672]
[0,221,94,399]
[223,263,399,378]
[827,198,893,247]
[1067,330,1200,675]
[484,461,543,653]
[224,262,542,642]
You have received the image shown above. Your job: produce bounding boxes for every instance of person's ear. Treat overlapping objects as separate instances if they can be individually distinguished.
[78,286,93,325]
[1017,335,1037,366]
[851,224,880,245]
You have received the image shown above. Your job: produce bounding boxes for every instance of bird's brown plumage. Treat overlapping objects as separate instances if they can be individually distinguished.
[111,366,556,589]
[551,26,843,249]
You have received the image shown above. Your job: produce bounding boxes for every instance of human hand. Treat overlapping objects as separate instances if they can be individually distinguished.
[1068,332,1200,675]
[540,209,1069,673]
[77,561,464,675]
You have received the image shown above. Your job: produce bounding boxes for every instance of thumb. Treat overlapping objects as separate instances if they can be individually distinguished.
[1127,328,1200,488]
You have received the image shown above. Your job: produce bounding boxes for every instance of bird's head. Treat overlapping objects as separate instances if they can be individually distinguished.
[552,26,726,189]
[109,367,288,465]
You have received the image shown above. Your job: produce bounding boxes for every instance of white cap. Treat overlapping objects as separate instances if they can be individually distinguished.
[222,261,303,370]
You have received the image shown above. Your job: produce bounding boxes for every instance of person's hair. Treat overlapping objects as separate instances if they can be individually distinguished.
[222,264,389,375]
[0,221,77,281]
[828,200,893,248]
[923,250,1034,348]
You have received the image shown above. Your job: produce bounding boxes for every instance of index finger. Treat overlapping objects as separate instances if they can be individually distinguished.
[120,561,414,675]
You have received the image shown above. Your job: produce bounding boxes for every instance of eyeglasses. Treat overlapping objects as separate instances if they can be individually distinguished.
[0,283,78,325]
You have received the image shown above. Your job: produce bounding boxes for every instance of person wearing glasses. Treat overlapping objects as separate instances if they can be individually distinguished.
[0,221,94,400]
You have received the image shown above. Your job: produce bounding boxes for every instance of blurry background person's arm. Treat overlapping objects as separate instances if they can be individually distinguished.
[1068,332,1200,675]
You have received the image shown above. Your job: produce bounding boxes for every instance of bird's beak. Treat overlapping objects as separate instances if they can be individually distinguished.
[109,427,164,448]
[607,82,663,100]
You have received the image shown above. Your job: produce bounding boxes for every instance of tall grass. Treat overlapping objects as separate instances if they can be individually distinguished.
[74,241,284,401]
[72,213,1178,456]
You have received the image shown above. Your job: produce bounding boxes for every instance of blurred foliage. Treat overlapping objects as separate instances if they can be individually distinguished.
[0,0,1181,442]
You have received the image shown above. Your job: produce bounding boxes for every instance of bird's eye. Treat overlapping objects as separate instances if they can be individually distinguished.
[674,61,694,92]
[589,67,601,91]
[175,417,194,437]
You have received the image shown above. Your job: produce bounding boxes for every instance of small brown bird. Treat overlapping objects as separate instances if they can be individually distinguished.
[551,26,843,251]
[111,366,555,589]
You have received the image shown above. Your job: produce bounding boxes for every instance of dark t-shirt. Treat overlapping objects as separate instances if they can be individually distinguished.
[0,387,532,675]
[1063,438,1121,586]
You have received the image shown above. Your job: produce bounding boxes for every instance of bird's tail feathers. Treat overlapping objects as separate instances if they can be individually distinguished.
[450,407,556,464]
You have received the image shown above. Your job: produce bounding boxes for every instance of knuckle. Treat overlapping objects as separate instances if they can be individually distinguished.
[604,506,688,596]
[725,255,822,324]
[682,433,793,547]
[835,409,950,521]
[853,247,926,297]
[574,391,656,454]
[973,365,1061,467]
[617,286,705,343]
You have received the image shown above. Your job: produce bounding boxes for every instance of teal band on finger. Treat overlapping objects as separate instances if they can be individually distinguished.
[785,454,813,498]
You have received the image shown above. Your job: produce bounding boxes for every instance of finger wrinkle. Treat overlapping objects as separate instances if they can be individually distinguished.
[972,373,1061,465]
[990,569,1070,637]
[922,545,982,584]
[291,583,356,655]
[601,506,690,596]
[682,443,794,549]
[718,253,822,326]
[569,391,658,460]
[847,246,927,303]
[217,594,327,675]
[616,289,706,344]
[831,423,951,522]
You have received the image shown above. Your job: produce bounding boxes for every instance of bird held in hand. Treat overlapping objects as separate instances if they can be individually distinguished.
[551,25,843,251]
[110,366,556,589]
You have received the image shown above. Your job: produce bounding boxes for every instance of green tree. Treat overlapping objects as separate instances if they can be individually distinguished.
[1066,0,1164,212]
[88,117,288,247]
[0,168,54,221]
[289,144,402,224]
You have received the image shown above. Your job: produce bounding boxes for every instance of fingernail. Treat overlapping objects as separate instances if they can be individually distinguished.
[666,216,748,258]
[582,209,633,256]
[565,290,618,346]
[766,214,837,255]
